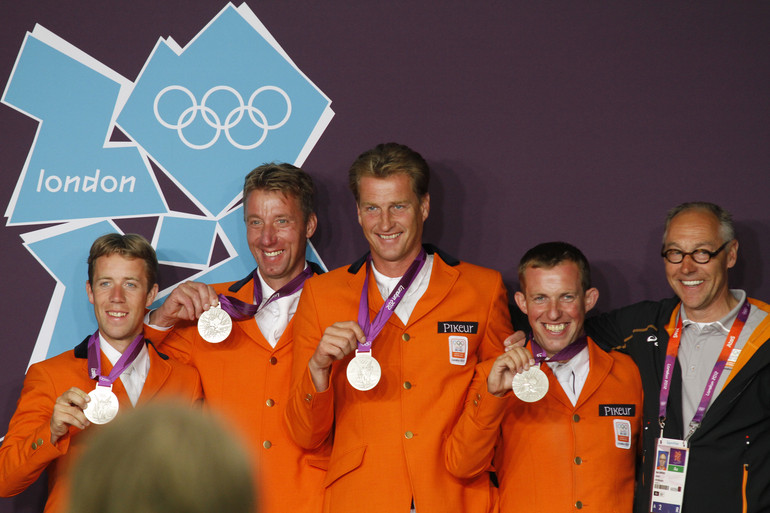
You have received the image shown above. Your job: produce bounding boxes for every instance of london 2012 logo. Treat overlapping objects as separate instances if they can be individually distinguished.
[1,3,333,364]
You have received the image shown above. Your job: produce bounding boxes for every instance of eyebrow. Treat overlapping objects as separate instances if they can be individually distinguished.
[664,240,718,249]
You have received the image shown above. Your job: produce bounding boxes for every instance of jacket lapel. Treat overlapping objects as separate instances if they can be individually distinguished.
[136,344,171,406]
[406,256,458,328]
[574,339,612,409]
[541,364,573,409]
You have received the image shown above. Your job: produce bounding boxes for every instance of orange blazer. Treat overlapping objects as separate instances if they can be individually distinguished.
[445,338,643,513]
[144,273,328,513]
[0,337,202,513]
[285,248,513,513]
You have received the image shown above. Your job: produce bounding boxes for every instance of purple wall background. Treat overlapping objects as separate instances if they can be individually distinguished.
[2,2,768,511]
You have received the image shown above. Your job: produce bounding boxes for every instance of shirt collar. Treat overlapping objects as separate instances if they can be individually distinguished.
[256,263,309,306]
[681,289,746,334]
[98,333,149,375]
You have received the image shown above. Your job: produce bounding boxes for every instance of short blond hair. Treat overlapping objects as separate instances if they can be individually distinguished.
[67,402,256,513]
[87,233,158,291]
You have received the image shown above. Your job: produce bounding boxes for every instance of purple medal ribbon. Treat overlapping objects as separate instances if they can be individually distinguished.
[218,266,313,320]
[658,300,750,437]
[529,334,588,363]
[356,249,428,352]
[87,330,145,386]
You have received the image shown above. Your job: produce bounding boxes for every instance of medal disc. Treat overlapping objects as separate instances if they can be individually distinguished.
[346,352,382,391]
[84,385,120,424]
[197,305,232,343]
[512,366,549,402]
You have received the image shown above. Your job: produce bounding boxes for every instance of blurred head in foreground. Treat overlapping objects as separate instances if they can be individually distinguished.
[68,402,256,513]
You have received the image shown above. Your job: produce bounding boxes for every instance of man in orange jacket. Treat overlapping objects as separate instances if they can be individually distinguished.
[445,242,642,512]
[0,233,202,513]
[284,143,513,513]
[144,163,327,513]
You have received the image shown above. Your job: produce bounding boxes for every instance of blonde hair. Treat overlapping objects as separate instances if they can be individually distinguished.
[68,402,256,513]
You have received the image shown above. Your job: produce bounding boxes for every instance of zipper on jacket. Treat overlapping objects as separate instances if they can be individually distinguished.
[742,433,750,513]
[742,463,748,513]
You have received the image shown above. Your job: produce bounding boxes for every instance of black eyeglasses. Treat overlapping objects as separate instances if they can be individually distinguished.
[661,241,731,264]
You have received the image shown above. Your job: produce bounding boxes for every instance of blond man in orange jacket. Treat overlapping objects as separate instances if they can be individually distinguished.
[0,234,202,513]
[445,242,642,512]
[145,164,327,513]
[285,143,512,513]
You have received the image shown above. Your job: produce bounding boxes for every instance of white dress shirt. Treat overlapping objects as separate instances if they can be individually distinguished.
[254,266,304,347]
[371,254,434,325]
[545,345,590,406]
[99,334,150,407]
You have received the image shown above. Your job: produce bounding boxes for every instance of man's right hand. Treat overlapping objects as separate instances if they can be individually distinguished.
[50,387,90,445]
[148,281,219,328]
[487,347,535,397]
[308,321,365,392]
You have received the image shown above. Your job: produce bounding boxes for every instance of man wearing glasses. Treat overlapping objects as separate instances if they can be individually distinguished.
[582,202,770,513]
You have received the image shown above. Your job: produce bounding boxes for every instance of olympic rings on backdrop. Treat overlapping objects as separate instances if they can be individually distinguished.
[153,85,292,150]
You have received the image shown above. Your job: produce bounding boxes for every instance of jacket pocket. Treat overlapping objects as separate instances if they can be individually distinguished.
[323,445,366,487]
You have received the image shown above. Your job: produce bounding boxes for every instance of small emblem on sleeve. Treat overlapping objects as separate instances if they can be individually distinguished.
[438,321,478,334]
[599,404,636,417]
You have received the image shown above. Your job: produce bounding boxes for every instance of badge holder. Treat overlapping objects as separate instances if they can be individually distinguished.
[650,434,689,513]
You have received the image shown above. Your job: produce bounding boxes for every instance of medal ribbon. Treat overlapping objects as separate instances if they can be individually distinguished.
[218,266,313,319]
[528,334,588,363]
[86,330,145,387]
[357,249,428,352]
[657,300,750,437]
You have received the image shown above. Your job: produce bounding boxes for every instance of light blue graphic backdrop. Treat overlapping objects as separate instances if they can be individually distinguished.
[2,3,332,362]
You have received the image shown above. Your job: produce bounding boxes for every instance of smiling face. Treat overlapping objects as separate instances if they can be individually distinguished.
[86,254,158,352]
[663,209,738,322]
[356,173,429,277]
[514,261,598,357]
[245,189,317,290]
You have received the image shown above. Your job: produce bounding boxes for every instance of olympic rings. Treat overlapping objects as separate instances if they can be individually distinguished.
[153,85,291,150]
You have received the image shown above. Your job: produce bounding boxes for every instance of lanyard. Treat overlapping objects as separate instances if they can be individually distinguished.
[529,334,588,363]
[658,300,750,439]
[356,249,427,352]
[219,266,313,319]
[87,330,145,386]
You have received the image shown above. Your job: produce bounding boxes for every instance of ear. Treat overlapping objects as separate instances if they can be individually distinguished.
[420,193,430,221]
[584,287,600,313]
[726,239,738,269]
[145,283,159,308]
[305,213,318,239]
[514,291,529,315]
[86,281,95,305]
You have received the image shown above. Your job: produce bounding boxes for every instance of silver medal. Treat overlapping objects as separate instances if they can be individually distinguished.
[346,351,382,391]
[512,366,549,403]
[84,385,120,424]
[197,305,232,343]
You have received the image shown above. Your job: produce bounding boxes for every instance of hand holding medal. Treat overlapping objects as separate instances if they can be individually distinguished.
[197,267,314,344]
[347,250,427,391]
[82,330,145,424]
[507,335,588,402]
[487,345,541,400]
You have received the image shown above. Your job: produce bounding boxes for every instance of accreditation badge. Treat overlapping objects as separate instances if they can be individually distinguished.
[650,437,689,513]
